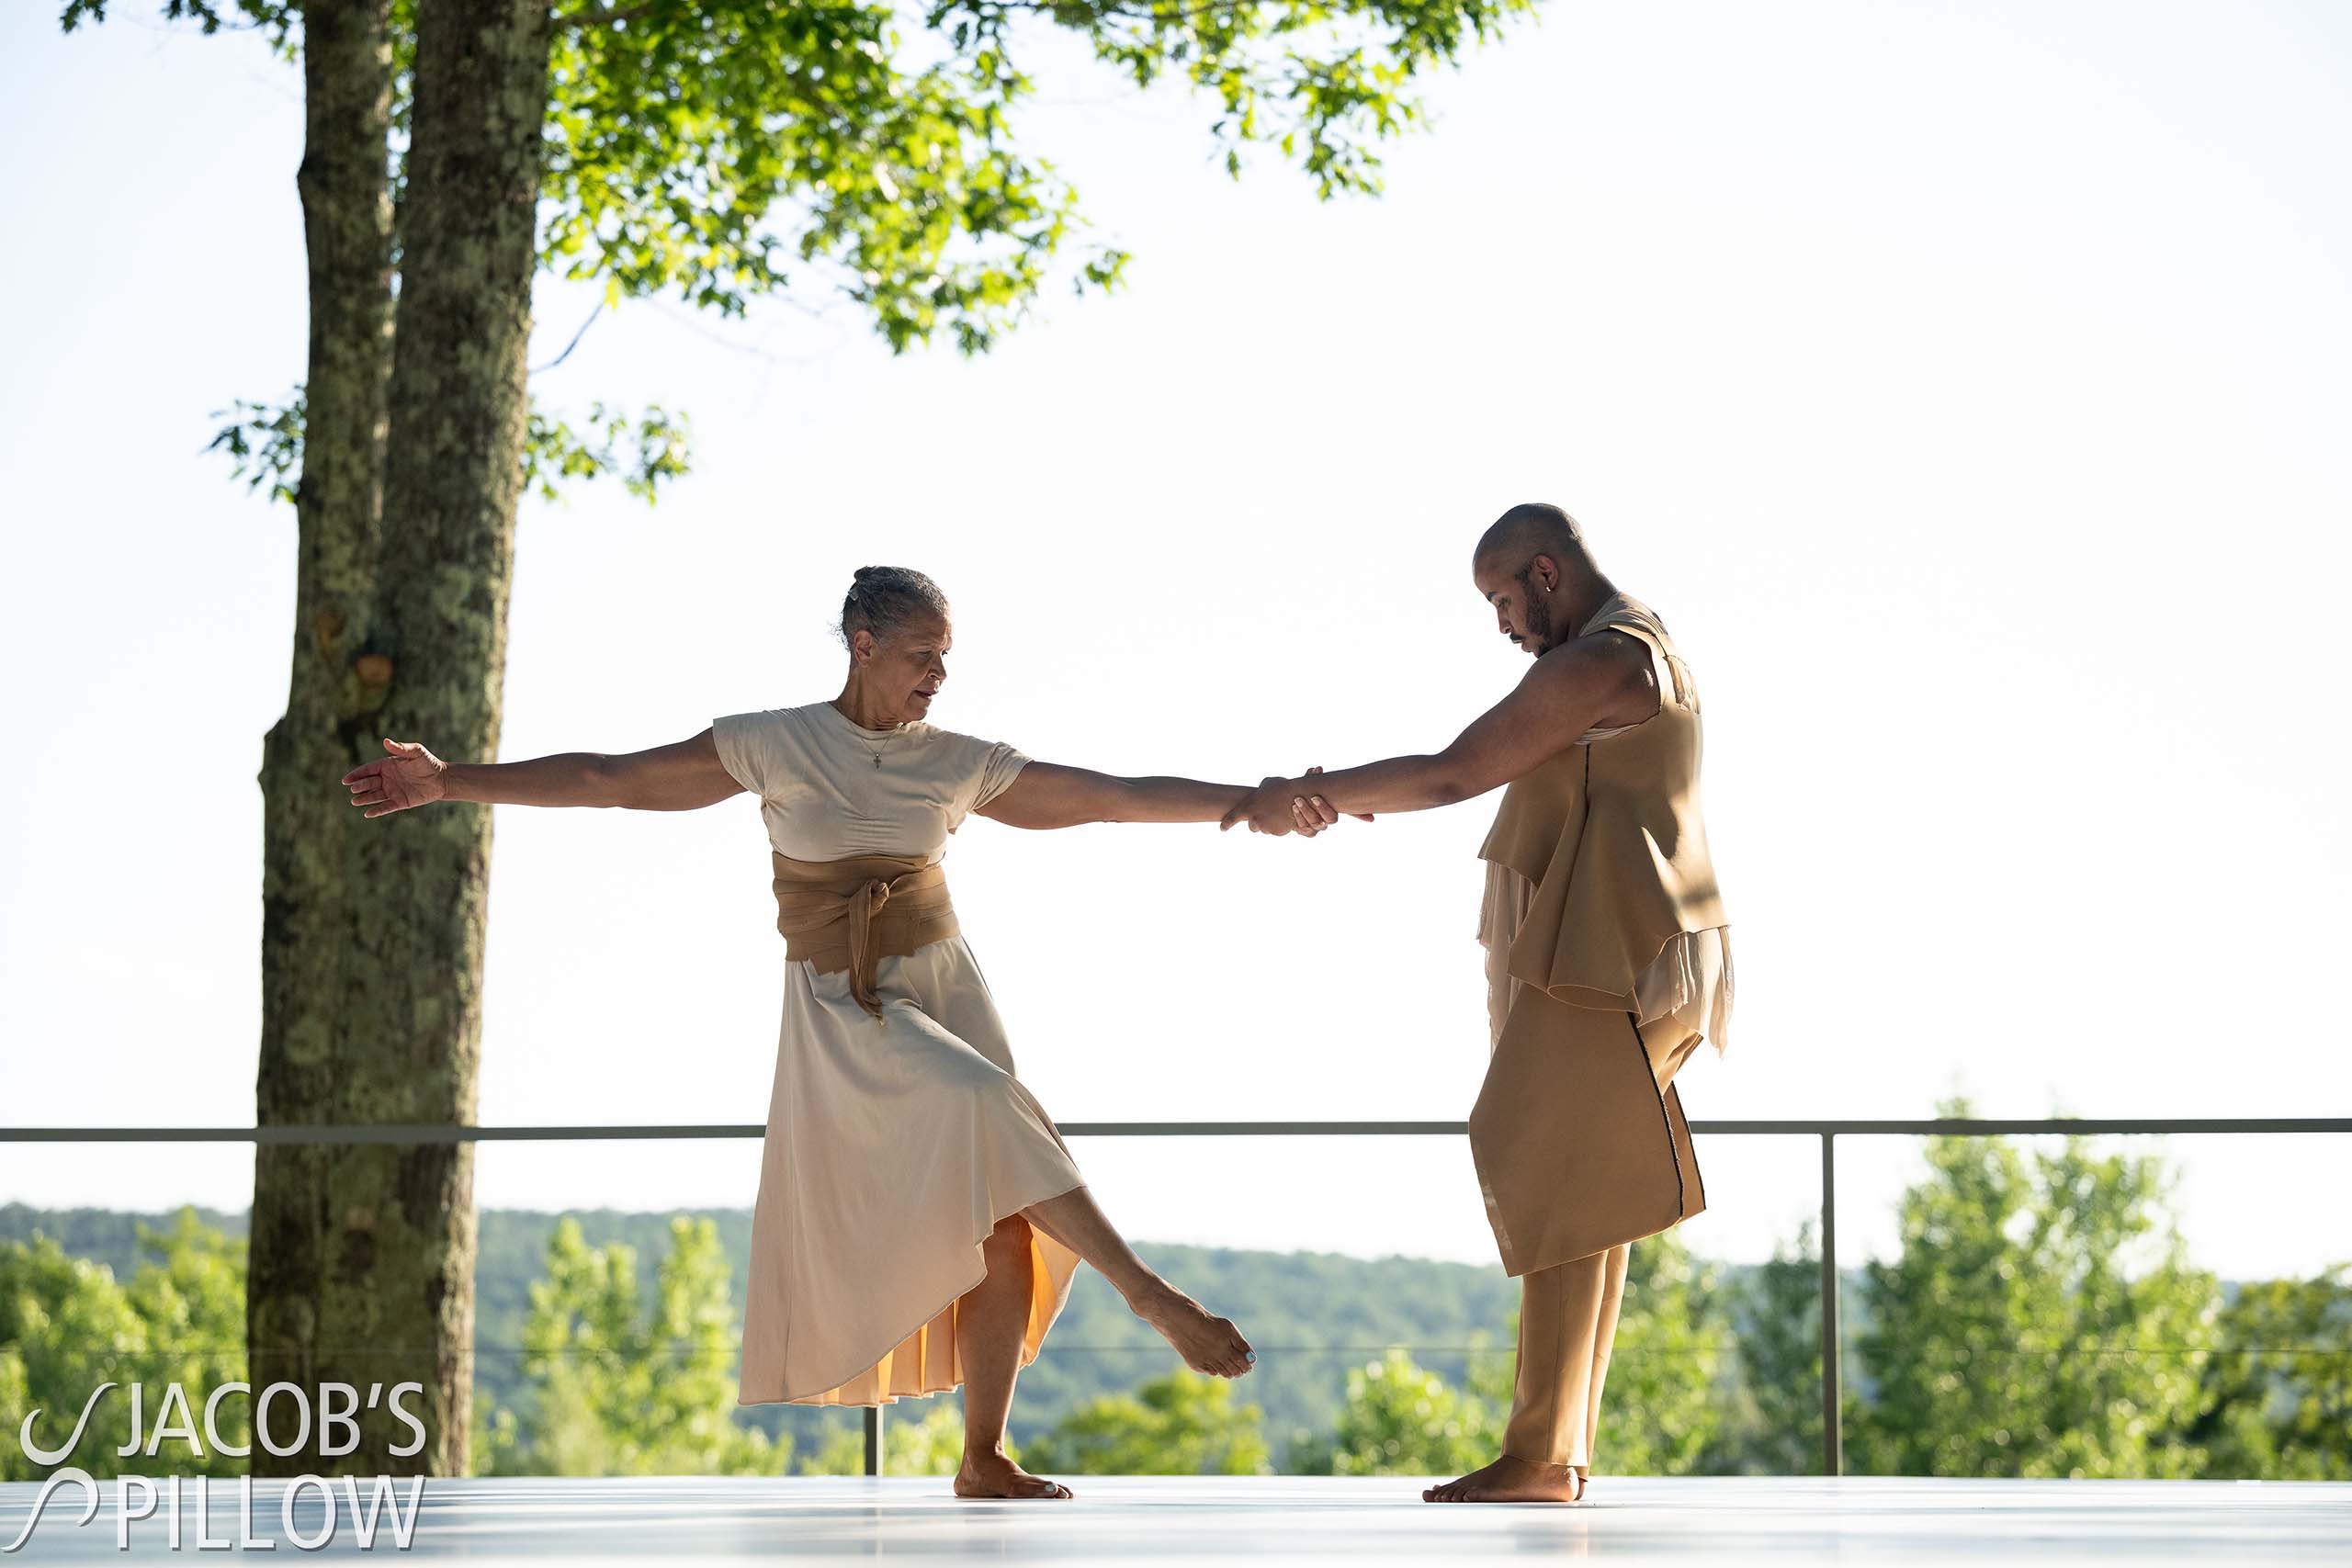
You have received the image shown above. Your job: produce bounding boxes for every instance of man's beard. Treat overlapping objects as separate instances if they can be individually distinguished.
[1520,585,1557,652]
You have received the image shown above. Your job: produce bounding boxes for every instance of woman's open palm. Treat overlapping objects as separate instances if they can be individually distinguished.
[342,739,449,818]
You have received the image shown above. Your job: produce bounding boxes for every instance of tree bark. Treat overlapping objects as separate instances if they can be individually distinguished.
[334,0,555,1476]
[249,0,399,1480]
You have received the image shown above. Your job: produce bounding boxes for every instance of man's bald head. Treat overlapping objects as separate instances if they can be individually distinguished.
[1470,502,1608,658]
[1473,502,1589,580]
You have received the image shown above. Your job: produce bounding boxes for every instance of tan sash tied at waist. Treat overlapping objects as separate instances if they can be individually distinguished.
[769,852,960,1018]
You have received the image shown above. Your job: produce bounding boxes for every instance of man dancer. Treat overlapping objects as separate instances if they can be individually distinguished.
[1223,502,1732,1503]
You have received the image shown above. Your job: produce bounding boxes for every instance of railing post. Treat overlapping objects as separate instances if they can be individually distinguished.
[1820,1131,1842,1477]
[864,1406,883,1477]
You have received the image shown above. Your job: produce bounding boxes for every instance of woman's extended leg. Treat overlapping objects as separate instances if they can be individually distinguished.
[953,1215,1072,1499]
[1022,1186,1255,1378]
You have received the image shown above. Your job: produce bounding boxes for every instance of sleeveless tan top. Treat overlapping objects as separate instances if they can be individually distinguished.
[1477,592,1732,1049]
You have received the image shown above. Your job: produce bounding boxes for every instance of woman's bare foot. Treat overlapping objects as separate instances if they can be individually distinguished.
[1422,1454,1586,1504]
[953,1447,1073,1500]
[1130,1281,1254,1378]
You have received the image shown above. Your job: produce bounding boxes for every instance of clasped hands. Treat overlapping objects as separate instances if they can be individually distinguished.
[1217,767,1373,839]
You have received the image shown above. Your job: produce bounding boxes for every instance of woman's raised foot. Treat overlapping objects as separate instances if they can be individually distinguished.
[1131,1282,1254,1378]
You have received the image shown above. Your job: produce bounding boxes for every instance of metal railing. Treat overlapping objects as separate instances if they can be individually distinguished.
[6,1115,2347,1478]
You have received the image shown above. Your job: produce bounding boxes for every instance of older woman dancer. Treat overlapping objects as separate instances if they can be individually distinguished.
[341,565,1255,1499]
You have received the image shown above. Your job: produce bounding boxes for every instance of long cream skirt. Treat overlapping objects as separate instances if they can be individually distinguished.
[735,936,1086,1406]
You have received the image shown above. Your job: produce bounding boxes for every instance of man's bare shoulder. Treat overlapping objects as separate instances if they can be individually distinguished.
[1525,621,1653,686]
[1529,624,1658,729]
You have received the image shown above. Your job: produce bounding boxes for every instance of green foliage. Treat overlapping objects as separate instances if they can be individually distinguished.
[543,1,1105,352]
[1724,1222,1831,1474]
[81,0,1536,521]
[206,395,305,506]
[116,1209,251,1450]
[1298,1348,1494,1475]
[2184,1268,2352,1480]
[1848,1100,2219,1479]
[206,389,693,509]
[797,1400,970,1475]
[1586,1234,1731,1475]
[1019,1244,1516,1461]
[9,1197,2344,1480]
[75,0,1533,353]
[1022,1369,1271,1475]
[0,1209,247,1481]
[0,1235,145,1479]
[472,1215,793,1477]
[525,401,694,505]
[885,1402,977,1474]
[794,1422,865,1477]
[59,0,283,38]
[1029,0,1539,197]
[1453,1230,1730,1476]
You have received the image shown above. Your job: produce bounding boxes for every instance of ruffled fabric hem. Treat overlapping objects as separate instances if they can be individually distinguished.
[1634,925,1734,1055]
[1479,862,1733,1055]
[752,1181,1084,1407]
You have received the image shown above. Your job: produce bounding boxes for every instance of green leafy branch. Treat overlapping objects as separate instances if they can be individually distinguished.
[208,388,694,509]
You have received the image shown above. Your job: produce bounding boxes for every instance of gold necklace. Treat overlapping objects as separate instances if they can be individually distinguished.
[835,702,904,768]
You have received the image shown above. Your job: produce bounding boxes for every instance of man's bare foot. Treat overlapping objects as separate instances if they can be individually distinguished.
[1130,1282,1254,1377]
[1422,1454,1586,1504]
[953,1448,1072,1500]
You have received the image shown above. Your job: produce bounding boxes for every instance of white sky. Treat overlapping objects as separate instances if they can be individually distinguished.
[3,2,2347,1282]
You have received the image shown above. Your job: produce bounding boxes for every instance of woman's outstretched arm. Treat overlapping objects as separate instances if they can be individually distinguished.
[976,762,1251,831]
[340,730,742,818]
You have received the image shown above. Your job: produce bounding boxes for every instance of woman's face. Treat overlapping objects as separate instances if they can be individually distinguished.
[857,612,951,724]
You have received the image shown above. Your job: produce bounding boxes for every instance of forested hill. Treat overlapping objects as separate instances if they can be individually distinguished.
[17,1135,2343,1483]
[1,1204,1581,1445]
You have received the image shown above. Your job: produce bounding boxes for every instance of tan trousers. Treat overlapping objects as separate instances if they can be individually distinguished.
[1499,1011,1705,1470]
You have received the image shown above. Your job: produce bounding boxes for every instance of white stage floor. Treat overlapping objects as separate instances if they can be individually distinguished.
[5,1474,2348,1564]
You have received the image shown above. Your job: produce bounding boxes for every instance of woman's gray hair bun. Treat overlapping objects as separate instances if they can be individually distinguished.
[840,566,950,648]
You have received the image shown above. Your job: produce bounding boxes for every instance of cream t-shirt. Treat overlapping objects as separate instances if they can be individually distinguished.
[711,702,1029,864]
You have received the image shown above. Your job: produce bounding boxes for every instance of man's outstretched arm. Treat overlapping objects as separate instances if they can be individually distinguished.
[1220,633,1657,833]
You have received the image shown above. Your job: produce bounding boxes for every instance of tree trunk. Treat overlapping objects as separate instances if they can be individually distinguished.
[249,0,398,1480]
[332,0,555,1477]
